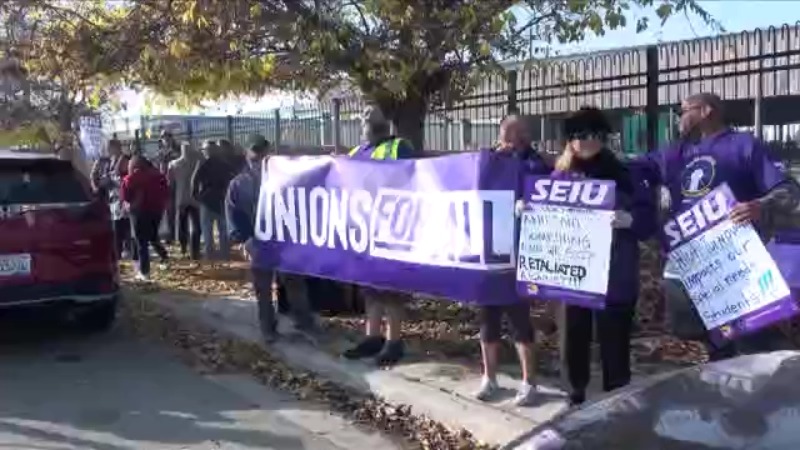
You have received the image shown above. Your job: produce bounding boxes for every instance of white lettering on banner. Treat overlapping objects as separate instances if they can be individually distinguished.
[516,204,614,294]
[667,219,791,330]
[255,185,515,270]
[528,179,610,206]
[663,190,728,247]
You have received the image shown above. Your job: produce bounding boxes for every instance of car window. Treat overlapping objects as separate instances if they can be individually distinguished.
[0,162,89,204]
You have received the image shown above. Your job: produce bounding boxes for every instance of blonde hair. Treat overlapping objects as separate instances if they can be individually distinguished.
[554,141,575,172]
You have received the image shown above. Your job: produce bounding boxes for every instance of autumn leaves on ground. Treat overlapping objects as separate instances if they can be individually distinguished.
[120,242,705,449]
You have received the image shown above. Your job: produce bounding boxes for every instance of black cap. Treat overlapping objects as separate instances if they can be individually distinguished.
[246,134,270,153]
[563,106,612,137]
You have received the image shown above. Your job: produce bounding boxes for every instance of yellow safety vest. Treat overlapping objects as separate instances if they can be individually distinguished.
[348,138,405,160]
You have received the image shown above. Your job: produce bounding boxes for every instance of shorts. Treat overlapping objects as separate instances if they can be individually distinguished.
[479,303,534,343]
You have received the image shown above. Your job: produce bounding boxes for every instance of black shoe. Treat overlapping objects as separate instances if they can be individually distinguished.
[343,336,386,360]
[569,391,586,407]
[375,340,405,367]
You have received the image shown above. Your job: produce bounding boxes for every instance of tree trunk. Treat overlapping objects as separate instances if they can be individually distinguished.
[387,97,427,157]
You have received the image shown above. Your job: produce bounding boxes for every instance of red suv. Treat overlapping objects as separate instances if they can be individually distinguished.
[0,150,118,330]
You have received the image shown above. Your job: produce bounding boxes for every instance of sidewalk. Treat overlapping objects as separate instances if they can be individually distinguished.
[124,287,570,447]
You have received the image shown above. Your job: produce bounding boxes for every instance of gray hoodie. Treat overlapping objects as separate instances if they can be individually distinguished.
[167,143,201,208]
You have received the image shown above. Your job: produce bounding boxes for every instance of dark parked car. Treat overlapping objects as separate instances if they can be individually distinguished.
[0,150,118,330]
[510,351,800,450]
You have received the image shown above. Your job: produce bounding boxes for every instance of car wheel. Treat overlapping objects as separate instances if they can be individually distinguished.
[75,298,118,333]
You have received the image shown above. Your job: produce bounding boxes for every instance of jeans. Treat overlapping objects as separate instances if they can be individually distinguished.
[252,268,315,335]
[112,217,131,259]
[177,204,201,259]
[131,212,169,275]
[201,205,229,258]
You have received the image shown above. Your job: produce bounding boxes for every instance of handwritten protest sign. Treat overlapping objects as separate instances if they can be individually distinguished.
[516,176,615,309]
[665,183,798,342]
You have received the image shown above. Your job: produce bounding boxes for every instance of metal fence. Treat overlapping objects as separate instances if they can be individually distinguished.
[115,22,800,167]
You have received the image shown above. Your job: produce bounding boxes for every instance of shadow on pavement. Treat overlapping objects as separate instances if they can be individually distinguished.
[0,309,336,450]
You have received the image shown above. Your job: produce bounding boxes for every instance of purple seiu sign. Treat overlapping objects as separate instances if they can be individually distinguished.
[664,183,799,344]
[252,151,523,305]
[516,176,616,310]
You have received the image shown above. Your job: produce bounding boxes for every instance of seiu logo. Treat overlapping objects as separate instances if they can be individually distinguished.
[664,189,729,248]
[528,179,610,207]
[369,189,515,269]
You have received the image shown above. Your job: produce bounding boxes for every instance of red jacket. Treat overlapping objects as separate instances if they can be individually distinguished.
[121,165,169,215]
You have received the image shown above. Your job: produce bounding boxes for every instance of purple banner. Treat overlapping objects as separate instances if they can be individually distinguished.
[252,151,521,305]
[664,184,799,343]
[516,176,616,309]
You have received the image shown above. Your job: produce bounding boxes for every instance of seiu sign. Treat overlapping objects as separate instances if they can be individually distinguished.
[664,187,731,248]
[528,178,613,208]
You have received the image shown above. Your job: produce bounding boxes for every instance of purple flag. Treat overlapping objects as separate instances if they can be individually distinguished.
[665,183,799,343]
[516,176,616,309]
[252,151,521,305]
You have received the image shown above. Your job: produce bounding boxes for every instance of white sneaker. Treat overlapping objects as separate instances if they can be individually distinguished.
[475,377,500,401]
[134,272,150,282]
[513,382,537,406]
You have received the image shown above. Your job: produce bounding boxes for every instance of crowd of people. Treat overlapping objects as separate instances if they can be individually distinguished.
[93,91,800,409]
[90,131,246,280]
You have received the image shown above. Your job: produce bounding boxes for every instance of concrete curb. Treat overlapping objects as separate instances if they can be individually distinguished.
[127,288,567,447]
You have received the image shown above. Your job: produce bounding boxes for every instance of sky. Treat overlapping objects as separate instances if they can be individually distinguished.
[110,1,798,130]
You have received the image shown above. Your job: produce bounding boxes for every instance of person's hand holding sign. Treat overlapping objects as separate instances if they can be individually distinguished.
[612,210,634,229]
[729,201,762,224]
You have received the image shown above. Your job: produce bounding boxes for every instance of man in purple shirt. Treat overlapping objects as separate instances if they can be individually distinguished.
[642,92,800,360]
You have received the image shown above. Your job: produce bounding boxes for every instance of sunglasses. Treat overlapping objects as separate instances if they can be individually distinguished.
[568,131,605,141]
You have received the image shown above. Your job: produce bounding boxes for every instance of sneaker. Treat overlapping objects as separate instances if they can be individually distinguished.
[375,340,405,367]
[342,336,386,360]
[512,382,537,407]
[134,272,150,282]
[475,377,500,402]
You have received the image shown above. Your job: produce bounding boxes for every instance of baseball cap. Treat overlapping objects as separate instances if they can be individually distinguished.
[246,134,270,153]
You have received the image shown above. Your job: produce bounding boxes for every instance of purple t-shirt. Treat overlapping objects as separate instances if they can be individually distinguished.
[644,129,786,216]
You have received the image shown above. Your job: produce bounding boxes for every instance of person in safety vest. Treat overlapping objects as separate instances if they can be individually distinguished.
[342,105,414,366]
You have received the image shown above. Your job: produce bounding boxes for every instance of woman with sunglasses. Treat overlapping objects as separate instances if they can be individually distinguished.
[554,107,657,406]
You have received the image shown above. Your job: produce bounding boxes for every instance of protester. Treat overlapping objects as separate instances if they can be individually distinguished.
[225,134,317,342]
[90,139,132,259]
[218,139,247,173]
[159,130,181,244]
[554,107,657,406]
[474,115,551,406]
[121,155,170,281]
[640,92,800,360]
[168,142,202,260]
[192,140,235,259]
[341,105,414,366]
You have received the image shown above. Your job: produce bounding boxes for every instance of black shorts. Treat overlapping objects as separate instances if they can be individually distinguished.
[479,303,534,343]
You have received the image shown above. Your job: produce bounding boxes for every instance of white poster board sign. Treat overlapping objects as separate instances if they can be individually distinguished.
[667,220,792,330]
[517,204,614,295]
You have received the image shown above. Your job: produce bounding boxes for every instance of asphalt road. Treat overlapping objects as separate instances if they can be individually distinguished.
[0,312,399,450]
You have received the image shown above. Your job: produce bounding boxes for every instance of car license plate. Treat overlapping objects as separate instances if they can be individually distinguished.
[0,254,32,276]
